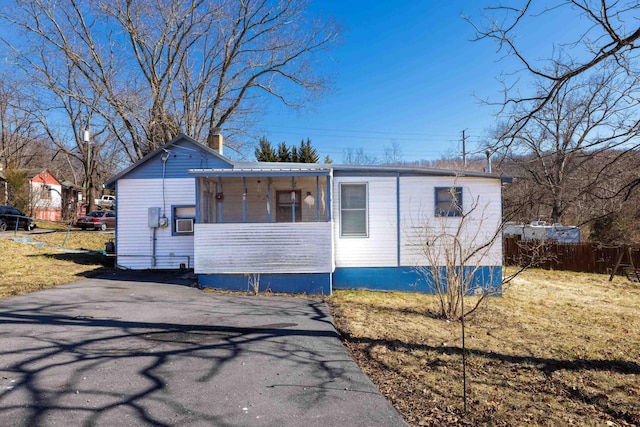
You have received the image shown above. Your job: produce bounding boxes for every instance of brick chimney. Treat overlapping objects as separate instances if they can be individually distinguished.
[207,128,224,155]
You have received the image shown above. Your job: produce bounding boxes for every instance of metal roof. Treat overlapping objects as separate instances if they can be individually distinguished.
[189,163,510,182]
[106,136,512,184]
[189,167,331,177]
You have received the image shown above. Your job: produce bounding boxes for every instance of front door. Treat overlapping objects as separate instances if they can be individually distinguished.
[276,190,301,222]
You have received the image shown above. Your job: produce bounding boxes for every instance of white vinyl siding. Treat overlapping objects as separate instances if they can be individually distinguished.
[400,176,503,267]
[116,178,195,269]
[194,222,333,274]
[333,176,398,267]
[32,182,62,209]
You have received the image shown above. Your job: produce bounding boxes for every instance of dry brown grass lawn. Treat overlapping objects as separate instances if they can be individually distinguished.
[0,230,112,298]
[328,269,640,427]
[2,232,638,427]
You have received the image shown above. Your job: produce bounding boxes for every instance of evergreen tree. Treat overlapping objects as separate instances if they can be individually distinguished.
[254,137,277,161]
[256,137,321,163]
[277,141,291,162]
[298,138,319,163]
[290,145,299,162]
[323,155,332,164]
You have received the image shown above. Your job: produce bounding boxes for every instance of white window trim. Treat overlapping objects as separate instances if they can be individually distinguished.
[172,205,196,236]
[435,186,463,217]
[339,182,369,238]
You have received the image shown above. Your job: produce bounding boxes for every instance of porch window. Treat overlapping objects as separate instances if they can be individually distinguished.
[276,190,301,222]
[435,187,463,217]
[340,183,368,237]
[172,205,196,235]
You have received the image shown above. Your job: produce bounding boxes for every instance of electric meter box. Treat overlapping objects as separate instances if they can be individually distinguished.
[148,207,161,228]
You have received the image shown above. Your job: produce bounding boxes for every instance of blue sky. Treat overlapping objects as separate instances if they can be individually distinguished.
[256,1,594,163]
[257,1,512,163]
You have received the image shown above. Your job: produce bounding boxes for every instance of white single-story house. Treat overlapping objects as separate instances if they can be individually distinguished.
[105,134,509,295]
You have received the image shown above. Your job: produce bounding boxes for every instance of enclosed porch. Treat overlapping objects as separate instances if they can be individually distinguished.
[190,168,334,294]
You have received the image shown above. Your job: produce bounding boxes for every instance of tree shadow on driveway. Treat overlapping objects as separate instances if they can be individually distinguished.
[0,280,405,426]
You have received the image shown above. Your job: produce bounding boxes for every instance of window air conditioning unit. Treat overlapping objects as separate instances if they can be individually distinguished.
[175,218,194,233]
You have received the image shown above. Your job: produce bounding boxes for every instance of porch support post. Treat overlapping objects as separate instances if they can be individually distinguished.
[242,177,247,223]
[195,177,200,224]
[267,178,272,223]
[291,176,296,222]
[396,172,401,267]
[327,173,332,222]
[315,175,320,222]
[217,177,223,223]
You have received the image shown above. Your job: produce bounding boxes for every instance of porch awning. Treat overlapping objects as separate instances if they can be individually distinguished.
[188,167,331,177]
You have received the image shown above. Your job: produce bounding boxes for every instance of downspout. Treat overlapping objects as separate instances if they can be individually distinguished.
[154,152,169,268]
[152,227,157,267]
[326,171,332,222]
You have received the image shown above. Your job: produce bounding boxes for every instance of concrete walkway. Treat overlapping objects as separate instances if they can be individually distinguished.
[0,272,406,426]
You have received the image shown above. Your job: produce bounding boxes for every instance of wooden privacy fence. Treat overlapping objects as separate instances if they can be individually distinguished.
[503,237,640,275]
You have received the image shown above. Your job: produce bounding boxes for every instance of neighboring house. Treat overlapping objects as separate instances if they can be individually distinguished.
[60,180,84,220]
[105,134,509,295]
[28,169,63,222]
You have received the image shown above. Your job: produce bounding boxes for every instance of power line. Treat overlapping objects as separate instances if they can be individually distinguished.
[268,124,435,137]
[265,125,488,141]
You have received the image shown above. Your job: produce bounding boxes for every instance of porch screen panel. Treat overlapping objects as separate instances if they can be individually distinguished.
[340,183,367,237]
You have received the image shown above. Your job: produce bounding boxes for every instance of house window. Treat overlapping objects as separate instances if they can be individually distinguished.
[340,183,368,237]
[435,187,463,217]
[173,205,196,235]
[276,190,301,222]
[41,186,52,200]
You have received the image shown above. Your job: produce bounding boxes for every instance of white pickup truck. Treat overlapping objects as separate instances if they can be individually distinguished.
[95,195,116,208]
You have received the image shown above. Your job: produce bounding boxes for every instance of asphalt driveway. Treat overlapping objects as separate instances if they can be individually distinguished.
[0,272,406,426]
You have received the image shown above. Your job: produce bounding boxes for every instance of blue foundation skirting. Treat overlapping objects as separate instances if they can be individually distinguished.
[198,273,332,295]
[197,266,502,296]
[333,266,503,295]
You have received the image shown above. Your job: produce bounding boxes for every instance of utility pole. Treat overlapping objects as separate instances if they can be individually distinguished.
[461,130,467,168]
[84,124,95,213]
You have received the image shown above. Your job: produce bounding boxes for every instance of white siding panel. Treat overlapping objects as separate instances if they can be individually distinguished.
[194,223,332,274]
[116,178,195,269]
[333,176,398,267]
[399,176,503,267]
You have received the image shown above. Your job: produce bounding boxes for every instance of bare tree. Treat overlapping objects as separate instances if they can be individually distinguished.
[412,186,507,320]
[8,35,121,213]
[469,1,640,230]
[1,0,339,162]
[468,1,640,137]
[382,140,403,165]
[342,147,378,165]
[0,76,43,169]
[495,67,640,224]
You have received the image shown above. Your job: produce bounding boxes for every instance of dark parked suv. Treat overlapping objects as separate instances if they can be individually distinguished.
[0,206,35,232]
